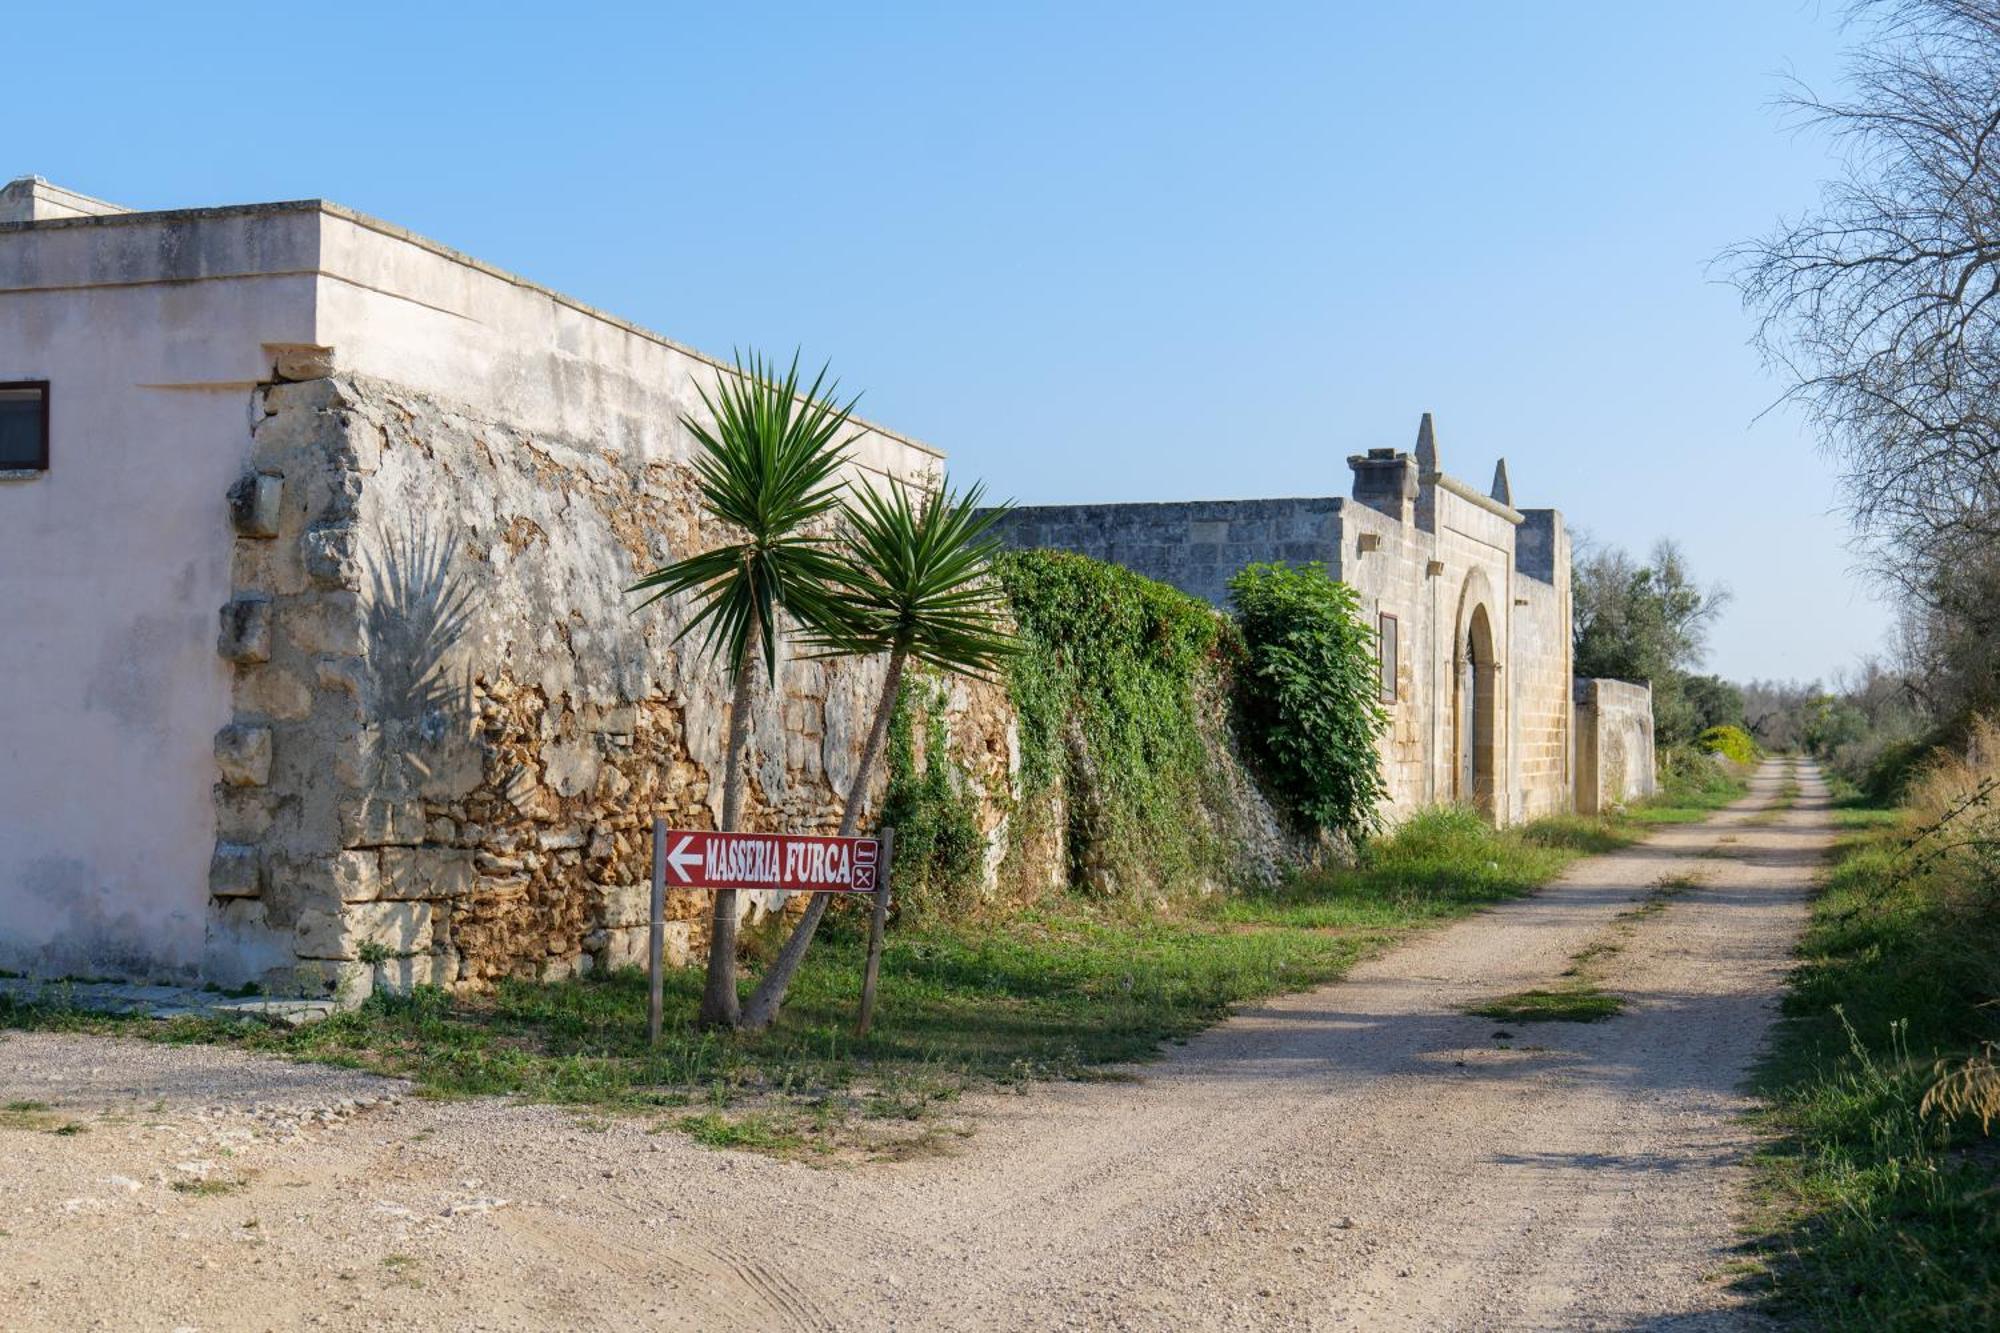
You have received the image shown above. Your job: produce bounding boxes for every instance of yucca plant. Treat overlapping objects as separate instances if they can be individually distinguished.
[739,476,1015,1031]
[627,351,858,1031]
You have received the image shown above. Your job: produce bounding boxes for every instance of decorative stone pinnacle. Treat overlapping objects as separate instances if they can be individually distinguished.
[1490,457,1513,506]
[1414,413,1439,474]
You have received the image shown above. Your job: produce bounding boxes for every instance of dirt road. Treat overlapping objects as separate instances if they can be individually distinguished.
[0,761,1826,1331]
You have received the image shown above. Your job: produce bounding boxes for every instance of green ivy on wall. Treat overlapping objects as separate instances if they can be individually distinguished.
[880,674,987,917]
[881,551,1394,911]
[994,550,1238,898]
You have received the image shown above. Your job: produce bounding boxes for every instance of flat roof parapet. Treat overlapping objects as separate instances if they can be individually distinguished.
[0,176,131,224]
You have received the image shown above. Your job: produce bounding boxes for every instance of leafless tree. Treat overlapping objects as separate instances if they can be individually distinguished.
[1734,1,2000,730]
[1734,0,2000,590]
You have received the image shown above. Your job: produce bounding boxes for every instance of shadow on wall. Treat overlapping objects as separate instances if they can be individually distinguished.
[367,522,475,730]
[363,520,480,794]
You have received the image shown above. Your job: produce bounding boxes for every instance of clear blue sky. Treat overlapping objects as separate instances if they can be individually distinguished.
[15,2,1879,683]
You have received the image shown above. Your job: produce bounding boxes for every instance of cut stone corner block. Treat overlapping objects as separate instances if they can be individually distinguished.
[294,899,435,963]
[378,846,473,901]
[209,842,263,898]
[265,342,336,383]
[227,471,284,539]
[214,724,273,787]
[301,523,362,590]
[338,794,426,847]
[201,898,302,991]
[366,952,443,996]
[261,958,376,1007]
[217,596,273,664]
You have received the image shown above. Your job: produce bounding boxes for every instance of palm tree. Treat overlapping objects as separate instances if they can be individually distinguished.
[739,476,1015,1032]
[628,351,858,1031]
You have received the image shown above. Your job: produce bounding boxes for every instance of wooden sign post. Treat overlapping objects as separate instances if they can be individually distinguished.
[648,819,667,1046]
[856,827,895,1038]
[645,821,893,1045]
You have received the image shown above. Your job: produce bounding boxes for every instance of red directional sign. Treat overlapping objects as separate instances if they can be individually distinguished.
[654,828,882,894]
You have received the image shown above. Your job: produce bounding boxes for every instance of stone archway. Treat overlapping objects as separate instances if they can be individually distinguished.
[1453,575,1500,816]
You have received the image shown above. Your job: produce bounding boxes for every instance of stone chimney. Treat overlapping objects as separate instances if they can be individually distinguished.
[0,177,131,224]
[1347,447,1418,524]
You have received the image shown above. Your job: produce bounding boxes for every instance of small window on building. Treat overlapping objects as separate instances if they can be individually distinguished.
[1377,612,1399,703]
[0,382,49,473]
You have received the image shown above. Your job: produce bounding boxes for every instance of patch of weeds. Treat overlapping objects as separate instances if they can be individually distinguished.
[678,1111,813,1156]
[862,1076,958,1122]
[1624,872,1703,920]
[50,1122,87,1136]
[1468,870,1698,1023]
[171,1177,248,1197]
[0,1101,61,1132]
[866,1121,968,1163]
[381,1253,423,1288]
[1469,984,1624,1024]
[1564,940,1622,973]
[1068,1068,1143,1084]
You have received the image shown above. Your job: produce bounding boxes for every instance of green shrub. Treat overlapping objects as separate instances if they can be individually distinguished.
[1227,562,1390,838]
[1696,723,1759,765]
[1650,744,1750,813]
[996,550,1233,896]
[880,675,986,917]
[1857,733,1934,806]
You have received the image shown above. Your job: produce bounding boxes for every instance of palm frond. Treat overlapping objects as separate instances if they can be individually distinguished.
[800,474,1019,679]
[627,350,863,678]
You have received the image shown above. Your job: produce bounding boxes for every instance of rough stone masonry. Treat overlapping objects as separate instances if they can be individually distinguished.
[203,370,1021,1000]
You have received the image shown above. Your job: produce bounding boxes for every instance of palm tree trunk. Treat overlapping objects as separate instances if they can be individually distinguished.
[698,625,761,1031]
[739,646,907,1032]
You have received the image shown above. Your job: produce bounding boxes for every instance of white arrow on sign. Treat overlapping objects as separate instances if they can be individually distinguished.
[665,835,704,884]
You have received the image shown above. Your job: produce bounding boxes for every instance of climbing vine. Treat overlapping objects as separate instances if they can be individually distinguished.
[995,550,1239,897]
[880,674,986,917]
[881,552,1391,909]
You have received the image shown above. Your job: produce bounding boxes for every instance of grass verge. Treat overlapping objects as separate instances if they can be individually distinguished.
[1743,797,1999,1329]
[0,778,1746,1158]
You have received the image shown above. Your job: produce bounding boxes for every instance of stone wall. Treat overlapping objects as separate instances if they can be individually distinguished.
[1326,494,1436,820]
[1574,678,1657,814]
[1509,510,1573,821]
[0,205,324,982]
[203,370,1016,998]
[988,498,1345,609]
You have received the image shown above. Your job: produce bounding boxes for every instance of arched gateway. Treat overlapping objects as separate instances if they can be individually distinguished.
[1453,576,1499,815]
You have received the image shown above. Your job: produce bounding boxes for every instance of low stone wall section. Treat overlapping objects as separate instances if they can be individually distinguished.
[1574,678,1656,814]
